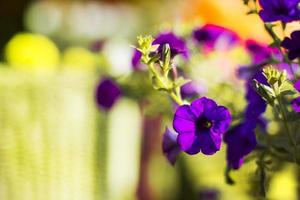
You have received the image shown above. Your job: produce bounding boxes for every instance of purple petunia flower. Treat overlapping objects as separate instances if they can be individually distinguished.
[245,70,268,119]
[294,79,300,92]
[180,81,205,100]
[153,32,189,60]
[95,78,121,110]
[224,121,257,169]
[258,0,300,23]
[192,24,240,52]
[237,40,276,80]
[245,39,274,64]
[291,97,300,112]
[173,97,231,155]
[282,31,300,60]
[131,49,144,71]
[162,128,181,165]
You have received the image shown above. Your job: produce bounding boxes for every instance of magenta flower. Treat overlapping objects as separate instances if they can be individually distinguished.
[258,0,300,23]
[162,128,181,165]
[224,121,257,169]
[95,78,121,110]
[291,97,300,112]
[153,32,189,60]
[282,31,300,60]
[173,97,231,155]
[192,24,240,52]
[245,39,274,64]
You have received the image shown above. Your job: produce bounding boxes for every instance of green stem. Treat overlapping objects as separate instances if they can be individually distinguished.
[273,85,298,164]
[257,153,266,199]
[148,63,183,106]
[264,24,296,79]
[170,91,183,105]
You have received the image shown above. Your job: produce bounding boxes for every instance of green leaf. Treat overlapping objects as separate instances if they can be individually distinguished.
[147,54,161,64]
[162,44,171,73]
[253,80,275,105]
[173,77,191,88]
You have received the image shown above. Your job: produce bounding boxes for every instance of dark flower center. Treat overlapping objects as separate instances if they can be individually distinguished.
[196,117,212,132]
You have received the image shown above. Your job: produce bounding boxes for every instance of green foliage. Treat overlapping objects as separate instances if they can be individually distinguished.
[136,36,190,105]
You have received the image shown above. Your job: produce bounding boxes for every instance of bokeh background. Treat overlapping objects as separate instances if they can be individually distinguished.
[0,0,299,199]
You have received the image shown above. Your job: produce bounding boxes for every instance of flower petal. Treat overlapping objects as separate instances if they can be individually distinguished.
[162,128,181,165]
[199,131,221,155]
[190,97,217,117]
[177,133,200,155]
[173,105,196,133]
[294,80,300,92]
[209,106,231,134]
[291,97,300,113]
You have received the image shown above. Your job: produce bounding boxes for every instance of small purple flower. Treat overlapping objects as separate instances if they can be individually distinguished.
[95,78,121,110]
[245,70,268,119]
[131,49,144,71]
[224,122,257,169]
[245,39,274,64]
[294,79,300,92]
[173,97,231,155]
[153,32,189,60]
[192,24,240,52]
[281,31,300,60]
[258,0,300,23]
[291,97,300,112]
[180,81,205,100]
[162,128,181,165]
[276,62,298,80]
[237,65,261,80]
[237,40,276,80]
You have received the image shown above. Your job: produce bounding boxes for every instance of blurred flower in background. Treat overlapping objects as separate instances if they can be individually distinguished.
[5,33,60,70]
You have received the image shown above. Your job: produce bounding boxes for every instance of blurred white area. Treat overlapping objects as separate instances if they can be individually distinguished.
[107,98,142,200]
[24,2,62,36]
[102,39,133,76]
[24,1,140,43]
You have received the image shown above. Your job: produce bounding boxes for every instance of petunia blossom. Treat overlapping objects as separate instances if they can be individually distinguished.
[281,31,300,60]
[180,81,205,100]
[192,24,240,52]
[153,32,189,60]
[294,79,300,92]
[95,78,121,110]
[131,49,144,71]
[258,0,300,23]
[224,122,257,169]
[245,70,268,119]
[237,40,276,80]
[245,39,274,64]
[291,97,300,113]
[162,128,181,165]
[173,97,231,155]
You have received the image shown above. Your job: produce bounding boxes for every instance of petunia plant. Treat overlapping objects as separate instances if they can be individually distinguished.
[94,0,300,198]
[125,0,300,198]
